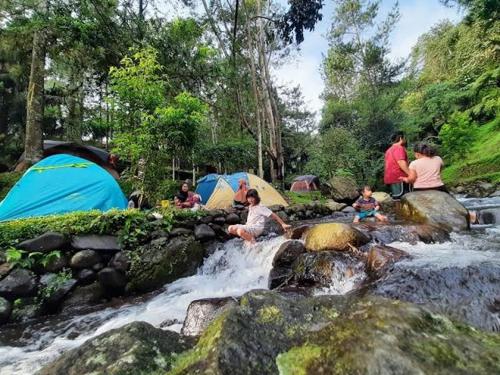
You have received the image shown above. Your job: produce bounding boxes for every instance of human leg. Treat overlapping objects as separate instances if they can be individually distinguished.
[375,212,388,222]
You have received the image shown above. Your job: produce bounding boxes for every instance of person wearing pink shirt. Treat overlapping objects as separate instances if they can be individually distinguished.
[401,143,448,193]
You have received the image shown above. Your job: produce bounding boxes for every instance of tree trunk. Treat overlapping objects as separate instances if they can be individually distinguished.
[24,27,46,166]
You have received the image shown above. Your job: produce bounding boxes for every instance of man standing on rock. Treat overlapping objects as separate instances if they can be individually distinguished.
[384,132,410,199]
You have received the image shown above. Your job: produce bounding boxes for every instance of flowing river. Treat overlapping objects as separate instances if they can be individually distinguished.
[0,197,499,374]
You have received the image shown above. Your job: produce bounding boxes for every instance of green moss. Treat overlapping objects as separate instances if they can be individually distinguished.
[443,119,500,185]
[276,345,322,375]
[167,310,230,375]
[257,305,283,324]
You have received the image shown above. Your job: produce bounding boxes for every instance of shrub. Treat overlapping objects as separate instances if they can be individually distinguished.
[439,112,478,162]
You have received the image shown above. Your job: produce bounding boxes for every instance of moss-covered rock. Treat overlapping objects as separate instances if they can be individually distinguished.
[399,191,469,232]
[305,223,369,252]
[328,176,359,203]
[168,291,500,375]
[126,236,204,293]
[37,321,192,375]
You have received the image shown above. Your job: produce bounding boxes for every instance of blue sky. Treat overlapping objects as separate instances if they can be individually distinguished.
[274,0,463,117]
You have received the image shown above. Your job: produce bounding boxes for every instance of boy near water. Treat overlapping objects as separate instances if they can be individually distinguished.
[228,189,291,245]
[352,186,388,223]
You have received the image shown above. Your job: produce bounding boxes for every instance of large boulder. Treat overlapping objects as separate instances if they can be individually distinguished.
[181,297,238,336]
[0,268,37,300]
[98,267,127,295]
[356,222,450,244]
[60,283,104,313]
[399,191,469,231]
[268,240,306,289]
[372,191,394,210]
[167,290,500,375]
[0,296,12,323]
[71,235,121,252]
[284,224,312,240]
[18,232,69,253]
[70,250,102,269]
[37,321,192,375]
[305,223,369,252]
[127,236,204,293]
[370,262,500,332]
[328,176,359,203]
[40,277,78,314]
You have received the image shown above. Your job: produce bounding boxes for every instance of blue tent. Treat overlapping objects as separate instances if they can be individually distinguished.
[0,154,127,222]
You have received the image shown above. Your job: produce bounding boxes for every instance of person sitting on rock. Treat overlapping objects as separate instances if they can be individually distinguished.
[174,182,201,210]
[352,185,388,223]
[400,143,448,193]
[233,178,249,207]
[228,189,291,245]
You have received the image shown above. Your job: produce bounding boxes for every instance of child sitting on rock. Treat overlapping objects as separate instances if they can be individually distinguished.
[352,185,388,223]
[228,189,291,245]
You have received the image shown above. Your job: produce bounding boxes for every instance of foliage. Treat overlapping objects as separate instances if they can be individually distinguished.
[284,191,325,205]
[439,112,477,162]
[6,248,61,270]
[37,269,72,302]
[0,172,22,200]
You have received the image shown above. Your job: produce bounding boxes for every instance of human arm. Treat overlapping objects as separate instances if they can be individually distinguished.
[397,159,410,176]
[270,212,291,230]
[401,168,417,184]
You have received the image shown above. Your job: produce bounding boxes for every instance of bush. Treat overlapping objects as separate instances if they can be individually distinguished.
[0,172,22,200]
[439,112,477,162]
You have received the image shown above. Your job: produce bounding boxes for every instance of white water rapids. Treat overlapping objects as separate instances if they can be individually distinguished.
[0,197,499,374]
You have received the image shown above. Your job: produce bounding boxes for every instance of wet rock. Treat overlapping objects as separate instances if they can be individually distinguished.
[169,290,500,375]
[127,236,203,293]
[0,296,12,324]
[194,224,216,241]
[98,268,127,295]
[213,216,226,226]
[169,227,193,237]
[181,297,238,336]
[305,223,369,252]
[43,253,70,273]
[366,245,410,279]
[0,268,37,300]
[41,278,78,314]
[70,250,102,269]
[225,213,240,224]
[109,252,129,272]
[60,283,104,313]
[285,224,311,240]
[356,223,450,244]
[324,199,347,212]
[290,252,360,288]
[71,235,121,252]
[328,176,359,203]
[77,269,96,285]
[399,191,469,231]
[38,321,192,375]
[268,241,307,289]
[18,232,69,253]
[370,263,500,332]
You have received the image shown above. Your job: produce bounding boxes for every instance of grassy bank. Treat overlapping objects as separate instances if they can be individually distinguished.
[442,119,500,186]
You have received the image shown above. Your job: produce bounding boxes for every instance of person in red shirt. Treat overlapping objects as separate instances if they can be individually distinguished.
[384,132,411,199]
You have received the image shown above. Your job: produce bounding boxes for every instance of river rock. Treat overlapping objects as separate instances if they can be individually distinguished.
[43,253,70,273]
[168,290,500,375]
[0,296,12,323]
[17,232,69,253]
[328,176,359,203]
[71,235,121,252]
[225,213,240,224]
[341,206,356,213]
[127,236,204,293]
[108,251,129,272]
[41,278,78,314]
[181,297,238,336]
[37,321,192,375]
[0,268,37,300]
[70,250,102,269]
[372,191,393,210]
[305,223,369,252]
[370,263,500,332]
[213,216,226,226]
[268,240,307,289]
[324,199,347,212]
[194,224,216,241]
[285,224,311,240]
[60,283,104,313]
[399,191,469,231]
[169,227,193,237]
[356,223,450,244]
[77,269,96,285]
[98,267,127,295]
[0,262,14,281]
[366,245,410,278]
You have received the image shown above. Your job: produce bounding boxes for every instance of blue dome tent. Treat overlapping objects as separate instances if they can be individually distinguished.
[0,154,127,222]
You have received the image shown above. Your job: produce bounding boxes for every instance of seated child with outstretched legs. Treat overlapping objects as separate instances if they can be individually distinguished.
[352,185,388,223]
[228,189,291,245]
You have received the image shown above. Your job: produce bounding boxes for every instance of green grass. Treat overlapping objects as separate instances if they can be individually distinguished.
[442,119,500,185]
[284,191,326,205]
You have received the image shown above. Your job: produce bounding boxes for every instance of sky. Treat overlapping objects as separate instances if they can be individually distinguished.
[273,0,464,118]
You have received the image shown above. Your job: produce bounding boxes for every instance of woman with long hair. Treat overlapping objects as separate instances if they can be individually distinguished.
[401,143,448,192]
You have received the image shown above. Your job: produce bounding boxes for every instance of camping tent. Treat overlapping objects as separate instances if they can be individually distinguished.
[196,172,288,209]
[0,154,127,222]
[290,175,320,193]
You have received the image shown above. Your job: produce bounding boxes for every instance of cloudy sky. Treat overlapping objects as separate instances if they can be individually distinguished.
[274,0,463,117]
